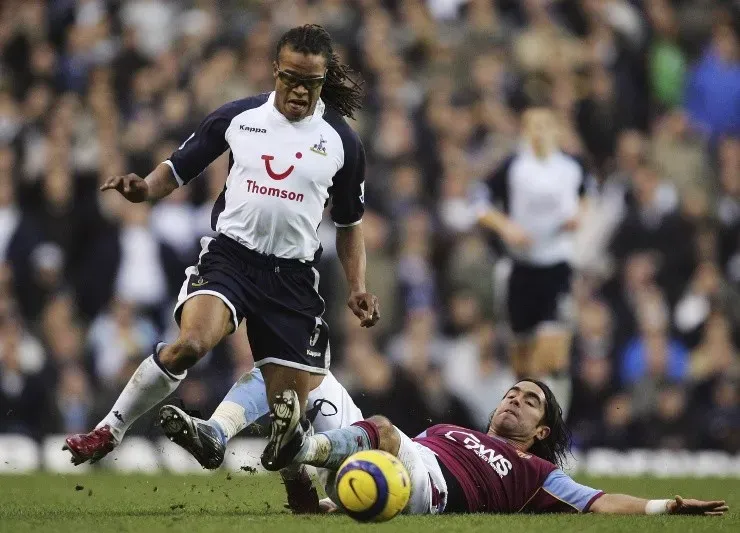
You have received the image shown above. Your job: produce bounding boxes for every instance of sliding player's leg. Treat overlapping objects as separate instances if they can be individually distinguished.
[264,404,443,515]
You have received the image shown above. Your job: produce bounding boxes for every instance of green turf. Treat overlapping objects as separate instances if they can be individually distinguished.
[0,474,737,532]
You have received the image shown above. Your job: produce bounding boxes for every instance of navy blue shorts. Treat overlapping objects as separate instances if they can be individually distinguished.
[507,261,572,336]
[174,234,329,374]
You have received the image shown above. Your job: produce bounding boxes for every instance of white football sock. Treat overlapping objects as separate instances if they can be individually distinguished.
[97,352,186,442]
[210,369,267,440]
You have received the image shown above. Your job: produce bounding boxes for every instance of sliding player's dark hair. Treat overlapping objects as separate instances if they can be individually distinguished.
[488,379,572,468]
[275,24,364,119]
[522,379,572,468]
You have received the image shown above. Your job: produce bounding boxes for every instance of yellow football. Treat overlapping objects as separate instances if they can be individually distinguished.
[335,450,411,522]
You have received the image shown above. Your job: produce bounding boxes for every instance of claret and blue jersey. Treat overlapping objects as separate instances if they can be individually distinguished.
[415,424,604,514]
[165,91,365,262]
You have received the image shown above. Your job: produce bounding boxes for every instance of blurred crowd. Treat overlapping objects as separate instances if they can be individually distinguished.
[0,0,738,453]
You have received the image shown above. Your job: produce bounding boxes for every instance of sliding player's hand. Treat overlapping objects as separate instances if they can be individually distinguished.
[668,495,728,515]
[100,173,149,203]
[348,291,380,328]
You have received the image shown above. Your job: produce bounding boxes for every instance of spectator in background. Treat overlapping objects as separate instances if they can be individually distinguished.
[54,365,93,434]
[443,317,514,430]
[674,262,740,348]
[0,299,52,439]
[570,355,616,449]
[641,382,697,450]
[689,312,738,388]
[339,334,430,438]
[651,111,712,198]
[684,20,740,144]
[388,308,447,374]
[396,208,437,316]
[0,165,46,321]
[609,164,693,304]
[621,289,688,382]
[590,393,643,450]
[700,377,740,452]
[87,298,157,385]
[647,0,687,111]
[0,0,737,452]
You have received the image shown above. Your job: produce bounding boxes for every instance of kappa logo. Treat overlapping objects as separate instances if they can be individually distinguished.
[191,276,208,287]
[239,125,266,133]
[310,134,327,156]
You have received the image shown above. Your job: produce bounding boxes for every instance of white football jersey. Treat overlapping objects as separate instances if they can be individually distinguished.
[475,147,588,266]
[165,92,365,261]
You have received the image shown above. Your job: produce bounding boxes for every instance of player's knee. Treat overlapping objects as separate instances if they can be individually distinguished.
[367,415,399,455]
[161,336,208,372]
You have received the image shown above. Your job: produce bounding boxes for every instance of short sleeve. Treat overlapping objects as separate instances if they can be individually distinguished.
[329,130,365,227]
[165,96,267,186]
[540,469,604,513]
[573,156,592,197]
[473,155,514,215]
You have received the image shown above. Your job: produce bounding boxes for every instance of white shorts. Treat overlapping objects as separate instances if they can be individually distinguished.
[304,371,364,499]
[308,371,364,433]
[396,428,448,515]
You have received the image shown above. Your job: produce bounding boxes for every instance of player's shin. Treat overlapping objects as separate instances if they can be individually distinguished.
[210,369,268,440]
[99,343,186,442]
[295,421,379,469]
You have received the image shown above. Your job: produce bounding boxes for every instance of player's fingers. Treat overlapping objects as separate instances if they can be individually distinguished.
[348,299,366,320]
[701,501,725,508]
[100,176,121,191]
[122,174,132,193]
[369,297,380,325]
[705,511,726,516]
[364,295,377,320]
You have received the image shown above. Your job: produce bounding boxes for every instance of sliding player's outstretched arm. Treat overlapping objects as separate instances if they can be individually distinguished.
[531,469,727,516]
[589,493,728,516]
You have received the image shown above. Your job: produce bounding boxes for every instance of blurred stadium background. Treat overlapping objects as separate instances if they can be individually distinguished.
[0,0,738,476]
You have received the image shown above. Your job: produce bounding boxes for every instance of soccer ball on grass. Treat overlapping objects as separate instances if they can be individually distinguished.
[335,450,411,522]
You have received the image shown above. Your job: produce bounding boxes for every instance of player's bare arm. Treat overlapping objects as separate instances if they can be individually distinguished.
[589,493,728,516]
[99,162,178,203]
[478,208,532,248]
[336,223,379,327]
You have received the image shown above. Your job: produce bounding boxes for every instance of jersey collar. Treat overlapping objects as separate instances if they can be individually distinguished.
[268,91,325,126]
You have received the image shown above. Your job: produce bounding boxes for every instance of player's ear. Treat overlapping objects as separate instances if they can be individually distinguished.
[534,425,551,442]
[272,61,279,80]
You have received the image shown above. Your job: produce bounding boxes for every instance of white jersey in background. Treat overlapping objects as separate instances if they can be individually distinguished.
[476,148,588,266]
[165,92,365,261]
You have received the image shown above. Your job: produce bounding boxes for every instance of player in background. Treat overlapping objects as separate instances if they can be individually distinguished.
[473,107,590,417]
[63,24,379,479]
[263,380,728,516]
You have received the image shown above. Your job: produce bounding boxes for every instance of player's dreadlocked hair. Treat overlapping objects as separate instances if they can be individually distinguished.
[522,379,572,468]
[275,24,364,119]
[488,379,572,468]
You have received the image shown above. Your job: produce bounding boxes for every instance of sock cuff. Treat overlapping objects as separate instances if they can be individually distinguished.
[150,351,186,381]
[351,421,380,449]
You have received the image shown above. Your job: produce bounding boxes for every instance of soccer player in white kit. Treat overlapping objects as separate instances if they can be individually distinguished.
[474,108,589,417]
[63,24,380,486]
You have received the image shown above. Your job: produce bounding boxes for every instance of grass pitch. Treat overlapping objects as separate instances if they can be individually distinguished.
[1,473,738,533]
